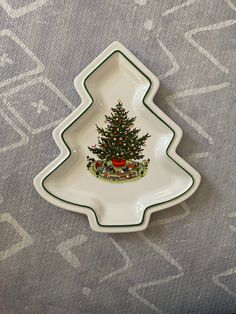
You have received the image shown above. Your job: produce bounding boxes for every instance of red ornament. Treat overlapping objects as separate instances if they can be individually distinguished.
[119,141,122,145]
[96,161,102,168]
[128,163,136,169]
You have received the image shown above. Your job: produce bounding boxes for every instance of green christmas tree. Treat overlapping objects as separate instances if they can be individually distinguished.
[88,100,150,162]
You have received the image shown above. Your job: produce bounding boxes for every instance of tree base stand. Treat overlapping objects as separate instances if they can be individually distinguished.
[87,158,150,183]
[112,159,126,167]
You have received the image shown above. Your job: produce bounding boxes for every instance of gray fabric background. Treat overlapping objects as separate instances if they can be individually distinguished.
[0,0,236,313]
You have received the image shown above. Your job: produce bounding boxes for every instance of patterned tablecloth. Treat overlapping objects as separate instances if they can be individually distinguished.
[0,1,235,313]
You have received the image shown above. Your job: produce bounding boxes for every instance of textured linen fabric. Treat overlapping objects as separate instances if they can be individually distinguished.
[0,1,236,313]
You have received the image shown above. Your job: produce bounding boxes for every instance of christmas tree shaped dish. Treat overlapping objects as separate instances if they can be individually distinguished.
[34,42,201,233]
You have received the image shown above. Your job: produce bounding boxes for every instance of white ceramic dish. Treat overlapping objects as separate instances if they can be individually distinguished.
[34,41,200,233]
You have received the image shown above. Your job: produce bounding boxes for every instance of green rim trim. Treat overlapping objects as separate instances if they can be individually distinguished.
[42,50,194,228]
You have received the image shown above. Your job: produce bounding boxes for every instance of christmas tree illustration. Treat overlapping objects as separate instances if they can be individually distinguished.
[87,100,150,182]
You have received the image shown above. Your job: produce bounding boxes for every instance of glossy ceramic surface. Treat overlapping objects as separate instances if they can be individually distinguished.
[34,42,201,232]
